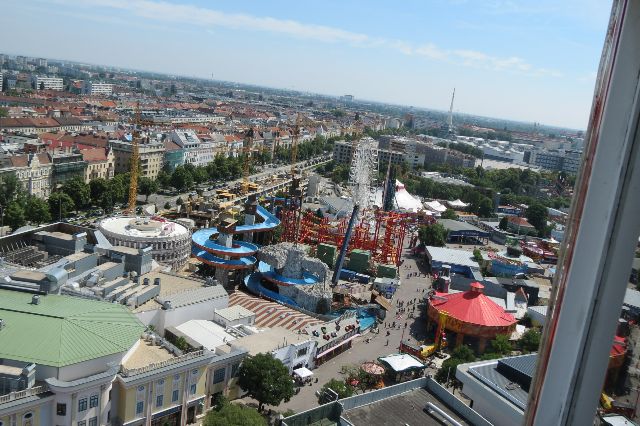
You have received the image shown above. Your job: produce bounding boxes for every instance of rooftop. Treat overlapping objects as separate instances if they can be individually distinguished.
[425,246,479,268]
[438,219,489,234]
[0,289,145,367]
[214,305,255,322]
[98,216,188,238]
[132,272,210,312]
[122,339,174,370]
[231,327,310,356]
[343,387,470,426]
[170,320,237,350]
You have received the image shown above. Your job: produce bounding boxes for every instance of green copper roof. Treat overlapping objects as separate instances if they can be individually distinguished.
[0,289,145,367]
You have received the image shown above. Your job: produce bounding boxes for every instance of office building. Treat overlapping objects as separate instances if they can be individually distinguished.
[32,76,64,91]
[83,81,113,96]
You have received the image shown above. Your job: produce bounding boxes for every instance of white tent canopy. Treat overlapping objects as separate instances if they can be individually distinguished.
[424,200,447,213]
[379,354,424,372]
[447,199,469,208]
[293,367,314,378]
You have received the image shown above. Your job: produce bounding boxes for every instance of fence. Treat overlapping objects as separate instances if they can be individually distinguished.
[0,385,49,405]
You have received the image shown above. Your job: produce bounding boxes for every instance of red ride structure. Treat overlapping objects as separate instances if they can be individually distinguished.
[279,207,413,267]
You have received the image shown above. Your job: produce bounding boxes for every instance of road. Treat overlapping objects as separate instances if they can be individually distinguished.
[144,155,331,210]
[240,240,436,414]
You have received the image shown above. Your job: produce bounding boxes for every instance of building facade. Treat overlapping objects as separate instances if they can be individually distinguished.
[3,153,53,199]
[83,82,114,96]
[111,140,165,180]
[81,147,115,183]
[32,76,63,91]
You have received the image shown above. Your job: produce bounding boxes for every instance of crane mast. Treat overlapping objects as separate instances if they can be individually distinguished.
[242,128,254,194]
[127,104,141,213]
[291,114,302,176]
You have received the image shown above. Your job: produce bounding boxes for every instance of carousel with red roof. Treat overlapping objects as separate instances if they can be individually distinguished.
[427,281,517,353]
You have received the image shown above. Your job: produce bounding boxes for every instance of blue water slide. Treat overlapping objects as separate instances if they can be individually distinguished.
[244,272,301,308]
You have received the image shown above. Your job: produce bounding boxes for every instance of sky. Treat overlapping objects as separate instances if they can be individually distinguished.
[1,0,612,129]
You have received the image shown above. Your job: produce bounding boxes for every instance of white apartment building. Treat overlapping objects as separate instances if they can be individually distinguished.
[0,72,3,91]
[32,76,63,91]
[111,139,165,179]
[169,130,215,167]
[83,81,113,95]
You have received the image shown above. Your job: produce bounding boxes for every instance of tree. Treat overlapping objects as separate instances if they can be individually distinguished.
[203,402,266,426]
[418,223,448,247]
[137,177,159,202]
[164,201,172,210]
[0,173,22,206]
[171,166,194,191]
[490,334,512,355]
[237,353,295,412]
[48,192,75,220]
[520,329,541,353]
[0,107,8,118]
[319,378,353,402]
[452,345,476,362]
[441,209,457,220]
[25,196,51,224]
[61,177,90,211]
[4,201,26,230]
[89,178,109,205]
[526,203,548,235]
[473,248,483,263]
[499,216,508,231]
[176,197,184,206]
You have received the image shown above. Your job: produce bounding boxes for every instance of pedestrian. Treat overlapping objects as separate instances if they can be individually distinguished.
[386,339,389,346]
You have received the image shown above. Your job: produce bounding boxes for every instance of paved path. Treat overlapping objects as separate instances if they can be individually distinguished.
[269,243,435,414]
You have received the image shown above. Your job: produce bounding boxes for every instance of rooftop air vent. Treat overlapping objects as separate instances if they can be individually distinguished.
[32,295,41,305]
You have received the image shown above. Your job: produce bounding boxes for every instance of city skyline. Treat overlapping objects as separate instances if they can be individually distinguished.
[2,0,611,129]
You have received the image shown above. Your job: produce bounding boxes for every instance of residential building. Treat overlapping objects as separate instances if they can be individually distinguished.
[83,81,113,96]
[50,153,87,187]
[169,129,215,167]
[36,58,47,67]
[32,76,63,91]
[80,147,115,183]
[0,72,3,91]
[526,149,583,174]
[162,138,185,172]
[0,117,61,134]
[111,139,165,179]
[1,153,53,198]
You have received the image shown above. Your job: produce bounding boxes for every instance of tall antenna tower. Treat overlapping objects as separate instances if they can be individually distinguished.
[443,88,456,165]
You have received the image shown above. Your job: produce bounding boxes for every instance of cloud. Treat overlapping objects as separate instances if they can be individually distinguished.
[51,0,562,77]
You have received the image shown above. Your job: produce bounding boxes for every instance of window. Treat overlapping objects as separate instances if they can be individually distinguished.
[156,394,163,407]
[88,418,97,426]
[296,347,308,357]
[78,397,87,412]
[89,394,98,408]
[189,384,196,395]
[172,389,179,403]
[77,422,86,426]
[56,403,67,416]
[135,401,144,415]
[213,368,225,384]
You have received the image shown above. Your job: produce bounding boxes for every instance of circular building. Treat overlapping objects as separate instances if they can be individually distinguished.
[427,282,516,353]
[98,216,191,270]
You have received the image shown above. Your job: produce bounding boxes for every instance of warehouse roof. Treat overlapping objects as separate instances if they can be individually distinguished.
[438,219,489,235]
[0,289,145,367]
[425,246,479,268]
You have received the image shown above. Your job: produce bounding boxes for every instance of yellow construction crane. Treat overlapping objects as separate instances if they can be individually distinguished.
[241,127,254,194]
[127,104,141,213]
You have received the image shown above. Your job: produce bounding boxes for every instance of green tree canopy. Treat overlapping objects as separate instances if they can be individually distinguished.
[4,201,26,230]
[319,378,354,402]
[526,203,548,235]
[48,192,75,220]
[203,402,266,426]
[89,178,109,205]
[237,353,295,412]
[441,209,458,220]
[61,177,90,211]
[499,216,508,231]
[490,334,513,355]
[0,173,22,206]
[137,177,159,202]
[25,196,52,225]
[520,328,542,353]
[171,166,194,191]
[418,223,448,247]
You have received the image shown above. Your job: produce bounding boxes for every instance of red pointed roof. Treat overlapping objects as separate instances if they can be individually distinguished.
[430,283,516,327]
